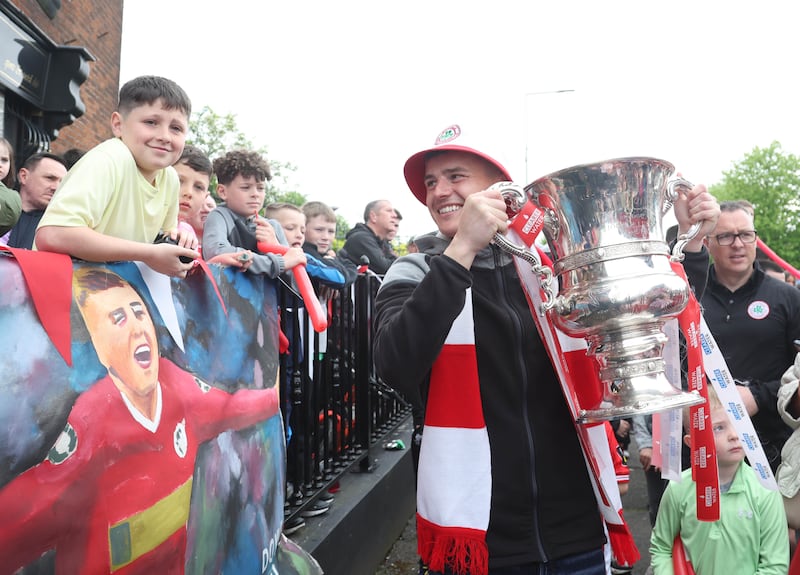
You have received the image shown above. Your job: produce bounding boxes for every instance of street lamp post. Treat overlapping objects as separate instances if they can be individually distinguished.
[524,89,575,183]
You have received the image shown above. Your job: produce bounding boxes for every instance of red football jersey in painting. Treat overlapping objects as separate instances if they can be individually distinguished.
[0,358,277,574]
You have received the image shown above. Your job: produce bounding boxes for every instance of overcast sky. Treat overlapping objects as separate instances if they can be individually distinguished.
[120,1,800,240]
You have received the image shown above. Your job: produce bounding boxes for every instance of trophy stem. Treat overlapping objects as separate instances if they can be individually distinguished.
[578,326,704,423]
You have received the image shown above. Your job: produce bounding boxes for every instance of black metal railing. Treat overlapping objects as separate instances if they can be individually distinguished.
[279,269,411,522]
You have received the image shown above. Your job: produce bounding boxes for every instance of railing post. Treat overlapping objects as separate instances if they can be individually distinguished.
[354,272,374,472]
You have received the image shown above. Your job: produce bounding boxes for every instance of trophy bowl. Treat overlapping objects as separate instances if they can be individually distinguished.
[526,157,703,422]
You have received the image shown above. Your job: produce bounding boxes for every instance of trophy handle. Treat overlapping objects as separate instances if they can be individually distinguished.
[664,178,703,262]
[492,181,527,218]
[488,182,556,310]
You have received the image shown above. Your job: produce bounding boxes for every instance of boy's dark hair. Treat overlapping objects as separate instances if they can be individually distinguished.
[117,75,192,118]
[62,148,85,170]
[302,200,336,223]
[760,259,785,275]
[21,152,68,173]
[178,145,213,177]
[213,149,272,186]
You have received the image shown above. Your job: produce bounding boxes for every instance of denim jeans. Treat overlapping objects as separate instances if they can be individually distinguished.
[420,547,606,575]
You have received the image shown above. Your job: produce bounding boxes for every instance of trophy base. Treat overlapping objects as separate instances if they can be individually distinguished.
[577,389,704,424]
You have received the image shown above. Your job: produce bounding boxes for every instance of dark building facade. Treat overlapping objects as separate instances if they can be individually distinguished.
[0,0,122,169]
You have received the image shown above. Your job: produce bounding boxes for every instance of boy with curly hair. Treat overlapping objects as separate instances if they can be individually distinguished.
[202,149,305,276]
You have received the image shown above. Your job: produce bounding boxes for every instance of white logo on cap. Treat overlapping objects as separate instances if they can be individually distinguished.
[435,124,461,146]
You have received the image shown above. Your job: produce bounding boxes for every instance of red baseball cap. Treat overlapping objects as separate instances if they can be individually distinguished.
[403,124,512,205]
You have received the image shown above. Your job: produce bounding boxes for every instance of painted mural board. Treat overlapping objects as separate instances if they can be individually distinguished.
[0,255,321,574]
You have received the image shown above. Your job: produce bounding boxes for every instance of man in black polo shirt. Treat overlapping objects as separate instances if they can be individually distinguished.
[701,200,800,472]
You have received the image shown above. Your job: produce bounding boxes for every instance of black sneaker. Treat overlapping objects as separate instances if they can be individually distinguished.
[300,500,330,518]
[318,492,335,505]
[283,516,305,535]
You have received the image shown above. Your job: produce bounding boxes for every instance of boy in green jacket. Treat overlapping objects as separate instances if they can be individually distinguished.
[650,386,789,574]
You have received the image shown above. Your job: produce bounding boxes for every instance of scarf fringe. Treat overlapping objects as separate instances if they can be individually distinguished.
[417,513,489,575]
[607,516,641,567]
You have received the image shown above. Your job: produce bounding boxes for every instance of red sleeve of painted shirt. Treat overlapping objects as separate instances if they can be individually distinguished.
[163,359,279,442]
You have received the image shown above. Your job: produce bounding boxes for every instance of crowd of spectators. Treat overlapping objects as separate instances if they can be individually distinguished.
[3,74,800,575]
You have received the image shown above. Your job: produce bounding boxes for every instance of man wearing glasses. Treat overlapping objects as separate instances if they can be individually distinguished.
[702,200,800,473]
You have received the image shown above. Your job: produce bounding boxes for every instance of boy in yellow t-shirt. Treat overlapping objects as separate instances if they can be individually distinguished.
[36,75,198,277]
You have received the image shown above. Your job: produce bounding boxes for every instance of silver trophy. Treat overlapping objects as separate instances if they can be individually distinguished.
[496,157,704,422]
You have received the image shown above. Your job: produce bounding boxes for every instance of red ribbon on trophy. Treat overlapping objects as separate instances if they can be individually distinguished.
[508,208,641,566]
[671,262,720,522]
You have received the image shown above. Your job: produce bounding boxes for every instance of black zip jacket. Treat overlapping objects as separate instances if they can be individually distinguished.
[339,223,396,275]
[373,236,605,568]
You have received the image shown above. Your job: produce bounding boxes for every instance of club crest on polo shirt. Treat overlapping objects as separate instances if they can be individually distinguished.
[174,419,188,458]
[47,423,78,464]
[434,125,461,146]
[747,300,770,320]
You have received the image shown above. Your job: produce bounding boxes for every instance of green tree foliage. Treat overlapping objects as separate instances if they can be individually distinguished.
[187,105,304,206]
[274,191,308,209]
[709,141,800,267]
[334,214,350,250]
[188,106,252,162]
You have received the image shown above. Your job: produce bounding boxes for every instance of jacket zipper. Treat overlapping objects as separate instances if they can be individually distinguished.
[493,245,548,561]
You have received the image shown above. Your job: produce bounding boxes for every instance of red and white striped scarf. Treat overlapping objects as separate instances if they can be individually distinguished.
[416,289,491,575]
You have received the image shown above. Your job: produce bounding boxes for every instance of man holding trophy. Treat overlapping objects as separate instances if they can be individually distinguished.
[373,124,719,575]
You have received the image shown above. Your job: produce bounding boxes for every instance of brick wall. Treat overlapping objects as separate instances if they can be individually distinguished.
[11,0,123,153]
